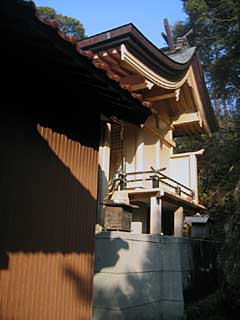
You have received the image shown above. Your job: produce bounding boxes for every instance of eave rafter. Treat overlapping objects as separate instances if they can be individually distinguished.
[79,45,192,115]
[147,88,180,103]
[120,74,154,91]
[78,45,210,137]
[82,47,155,110]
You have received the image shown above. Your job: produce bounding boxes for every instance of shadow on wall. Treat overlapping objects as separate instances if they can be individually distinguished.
[93,233,220,320]
[0,111,100,319]
[0,112,99,254]
[93,234,183,320]
[64,238,129,303]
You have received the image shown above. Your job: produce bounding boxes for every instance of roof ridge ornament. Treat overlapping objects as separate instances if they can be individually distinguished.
[163,18,175,52]
[175,29,193,50]
[161,18,193,52]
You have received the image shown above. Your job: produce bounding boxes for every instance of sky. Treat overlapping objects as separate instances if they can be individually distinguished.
[34,0,188,47]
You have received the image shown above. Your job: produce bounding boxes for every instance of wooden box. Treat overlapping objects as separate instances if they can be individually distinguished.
[103,205,132,232]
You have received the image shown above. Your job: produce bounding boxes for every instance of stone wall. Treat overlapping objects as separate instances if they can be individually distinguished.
[93,232,218,320]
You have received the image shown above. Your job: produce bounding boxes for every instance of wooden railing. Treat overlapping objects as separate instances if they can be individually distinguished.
[109,166,195,199]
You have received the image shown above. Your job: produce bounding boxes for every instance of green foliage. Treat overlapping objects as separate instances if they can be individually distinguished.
[184,180,240,319]
[172,1,240,317]
[176,127,240,239]
[176,118,240,318]
[172,0,240,111]
[220,181,240,314]
[37,6,85,40]
[37,6,56,18]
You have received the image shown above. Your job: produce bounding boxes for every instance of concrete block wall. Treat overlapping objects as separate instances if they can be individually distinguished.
[93,232,218,320]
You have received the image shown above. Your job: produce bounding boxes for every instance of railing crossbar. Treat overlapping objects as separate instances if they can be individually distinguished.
[124,169,194,197]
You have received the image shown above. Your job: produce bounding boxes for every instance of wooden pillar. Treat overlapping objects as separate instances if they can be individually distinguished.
[190,154,198,203]
[155,139,161,169]
[174,206,184,237]
[136,128,144,187]
[97,121,111,224]
[150,196,162,234]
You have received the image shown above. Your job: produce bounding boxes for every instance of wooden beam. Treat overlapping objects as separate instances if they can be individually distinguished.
[147,89,180,102]
[164,18,175,51]
[131,79,154,91]
[131,92,143,101]
[142,101,152,109]
[76,48,94,59]
[93,60,109,71]
[108,48,121,61]
[100,51,119,65]
[143,124,176,148]
[107,70,121,82]
[172,112,201,127]
[93,54,102,62]
[111,66,129,77]
[119,75,154,91]
[120,74,144,85]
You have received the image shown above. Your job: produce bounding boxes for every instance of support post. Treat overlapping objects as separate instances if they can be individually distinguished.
[155,138,161,169]
[190,154,198,203]
[174,206,184,237]
[97,121,111,225]
[150,196,162,234]
[136,128,144,187]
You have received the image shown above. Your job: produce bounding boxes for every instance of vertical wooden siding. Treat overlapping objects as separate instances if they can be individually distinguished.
[0,115,99,320]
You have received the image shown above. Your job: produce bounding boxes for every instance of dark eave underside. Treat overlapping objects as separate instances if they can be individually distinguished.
[0,1,150,125]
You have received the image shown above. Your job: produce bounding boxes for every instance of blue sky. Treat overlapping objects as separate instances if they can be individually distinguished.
[34,0,188,47]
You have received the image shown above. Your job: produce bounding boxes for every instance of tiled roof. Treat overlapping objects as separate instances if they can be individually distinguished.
[167,47,196,64]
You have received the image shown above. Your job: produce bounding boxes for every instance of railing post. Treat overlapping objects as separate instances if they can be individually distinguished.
[119,171,127,190]
[150,174,160,188]
[176,185,181,196]
[119,179,126,190]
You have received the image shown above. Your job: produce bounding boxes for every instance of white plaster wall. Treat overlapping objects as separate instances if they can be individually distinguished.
[143,130,158,189]
[169,157,190,189]
[160,142,171,173]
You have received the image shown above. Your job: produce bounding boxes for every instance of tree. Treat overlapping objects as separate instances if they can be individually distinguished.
[172,0,240,117]
[173,2,240,318]
[37,6,85,40]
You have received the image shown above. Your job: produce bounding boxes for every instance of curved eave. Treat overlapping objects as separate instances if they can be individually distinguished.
[120,44,191,90]
[77,23,196,82]
[77,24,217,135]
